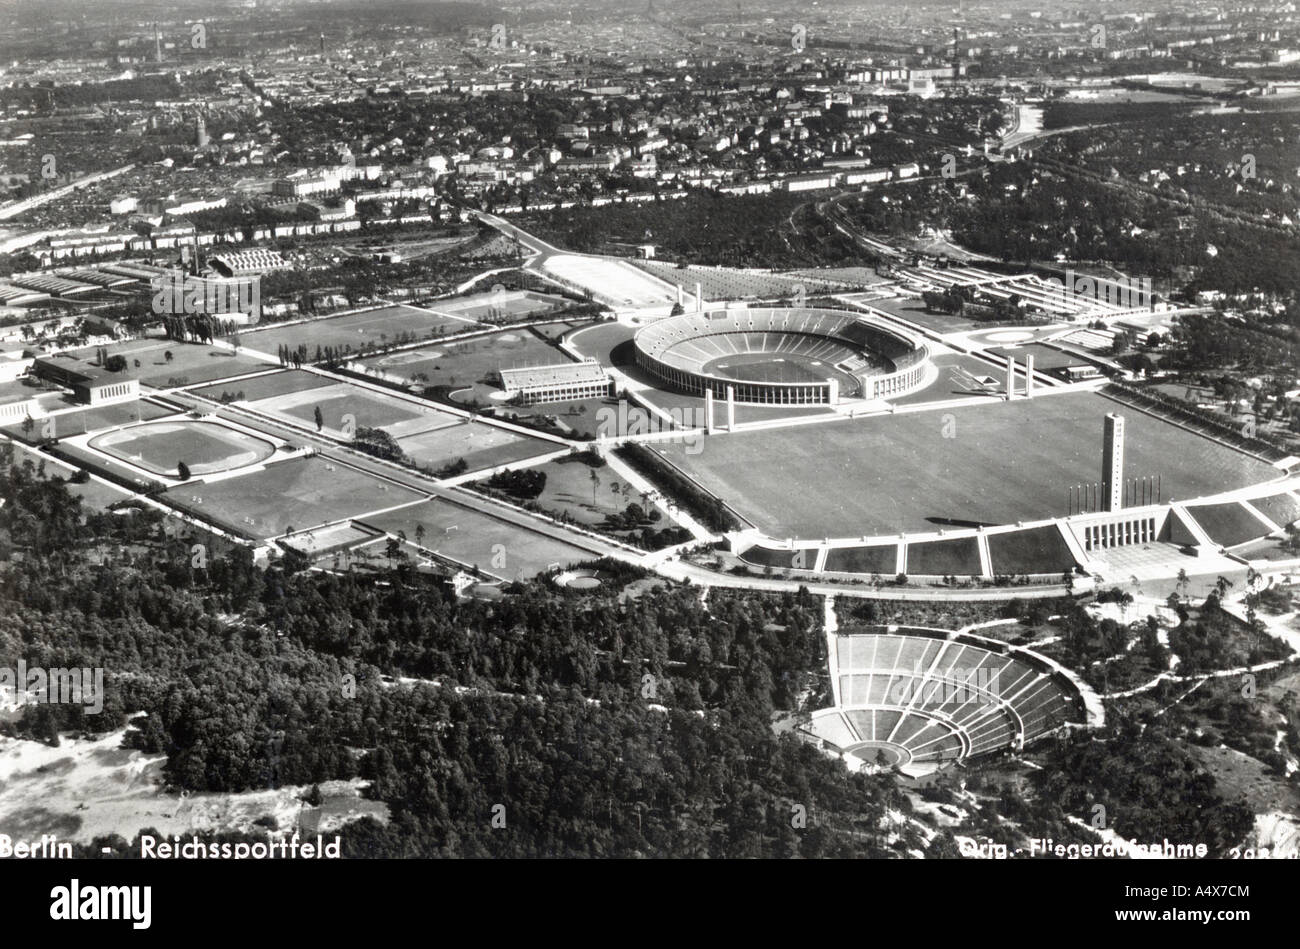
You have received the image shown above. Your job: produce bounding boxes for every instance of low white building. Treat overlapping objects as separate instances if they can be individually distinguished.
[498,359,611,405]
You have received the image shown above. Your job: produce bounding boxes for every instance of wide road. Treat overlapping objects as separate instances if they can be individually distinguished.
[658,557,1077,600]
[473,210,567,259]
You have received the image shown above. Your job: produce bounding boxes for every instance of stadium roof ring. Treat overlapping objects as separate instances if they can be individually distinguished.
[633,307,930,405]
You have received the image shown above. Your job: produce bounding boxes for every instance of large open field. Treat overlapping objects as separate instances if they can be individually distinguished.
[238,304,478,357]
[361,327,563,388]
[631,261,848,300]
[68,339,269,388]
[192,369,333,403]
[397,419,553,472]
[250,381,454,439]
[165,456,426,539]
[509,456,643,527]
[360,498,596,579]
[430,289,567,321]
[542,254,676,307]
[702,351,843,384]
[658,390,1279,538]
[1,399,174,441]
[89,420,276,477]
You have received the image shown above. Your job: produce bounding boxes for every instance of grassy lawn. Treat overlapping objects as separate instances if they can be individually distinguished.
[238,304,477,357]
[660,390,1277,538]
[987,525,1077,575]
[2,399,174,441]
[264,384,425,434]
[397,420,552,473]
[824,544,899,575]
[1184,501,1273,547]
[360,498,595,579]
[164,456,425,539]
[361,326,563,389]
[632,261,846,299]
[1250,492,1300,529]
[905,536,982,577]
[66,340,269,388]
[89,421,276,477]
[511,456,644,527]
[856,296,981,334]
[430,289,567,321]
[489,396,615,438]
[192,370,334,403]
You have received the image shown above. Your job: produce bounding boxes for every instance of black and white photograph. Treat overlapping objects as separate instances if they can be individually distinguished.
[0,0,1294,930]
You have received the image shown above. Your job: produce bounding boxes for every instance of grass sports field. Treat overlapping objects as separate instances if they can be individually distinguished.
[89,421,276,477]
[238,304,478,357]
[659,391,1278,538]
[397,419,553,472]
[360,327,562,387]
[360,498,596,579]
[165,456,425,539]
[702,352,841,384]
[66,340,268,388]
[192,369,334,403]
[431,289,567,321]
[251,382,451,438]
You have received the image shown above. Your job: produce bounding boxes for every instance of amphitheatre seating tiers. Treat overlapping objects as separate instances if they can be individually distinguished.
[806,630,1081,769]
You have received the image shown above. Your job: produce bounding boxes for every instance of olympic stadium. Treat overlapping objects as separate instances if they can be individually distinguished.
[632,307,930,404]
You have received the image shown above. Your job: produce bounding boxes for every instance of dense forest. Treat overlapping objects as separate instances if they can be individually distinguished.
[1031,713,1255,855]
[839,117,1300,301]
[521,191,855,268]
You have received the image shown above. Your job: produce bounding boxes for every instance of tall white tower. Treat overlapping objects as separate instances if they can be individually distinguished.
[1103,413,1125,513]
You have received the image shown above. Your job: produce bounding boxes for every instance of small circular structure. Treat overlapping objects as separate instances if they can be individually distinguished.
[554,569,603,590]
[982,329,1036,343]
[844,741,911,768]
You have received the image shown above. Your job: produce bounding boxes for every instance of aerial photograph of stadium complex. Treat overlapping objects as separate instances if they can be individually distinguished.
[0,0,1296,928]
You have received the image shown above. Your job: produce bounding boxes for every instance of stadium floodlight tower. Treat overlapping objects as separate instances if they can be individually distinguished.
[1102,413,1125,513]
